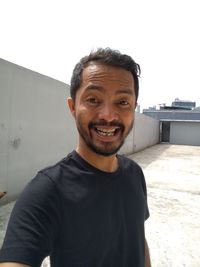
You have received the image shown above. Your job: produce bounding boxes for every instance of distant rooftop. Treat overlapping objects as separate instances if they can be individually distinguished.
[143,109,200,121]
[172,99,196,110]
[143,98,199,113]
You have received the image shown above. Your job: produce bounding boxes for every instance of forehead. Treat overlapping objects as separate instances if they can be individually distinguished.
[81,63,135,89]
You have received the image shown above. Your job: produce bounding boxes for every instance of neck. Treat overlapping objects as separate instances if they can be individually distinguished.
[76,144,118,173]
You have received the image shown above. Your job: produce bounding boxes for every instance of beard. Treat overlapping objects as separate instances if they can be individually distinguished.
[76,117,134,157]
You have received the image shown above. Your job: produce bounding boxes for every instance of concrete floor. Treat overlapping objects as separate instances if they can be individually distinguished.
[130,144,200,267]
[0,144,200,266]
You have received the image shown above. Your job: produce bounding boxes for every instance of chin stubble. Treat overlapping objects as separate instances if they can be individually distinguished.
[77,119,134,156]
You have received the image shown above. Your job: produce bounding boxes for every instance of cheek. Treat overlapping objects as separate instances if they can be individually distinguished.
[122,110,135,123]
[75,107,93,127]
[76,103,98,118]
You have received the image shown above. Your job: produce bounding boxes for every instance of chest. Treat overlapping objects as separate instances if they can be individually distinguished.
[52,178,146,266]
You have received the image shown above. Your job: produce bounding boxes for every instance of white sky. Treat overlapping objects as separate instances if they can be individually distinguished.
[0,0,199,110]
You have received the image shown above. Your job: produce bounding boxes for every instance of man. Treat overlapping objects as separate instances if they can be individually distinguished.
[0,48,151,266]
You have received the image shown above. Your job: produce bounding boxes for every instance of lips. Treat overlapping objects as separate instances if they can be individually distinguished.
[88,120,124,141]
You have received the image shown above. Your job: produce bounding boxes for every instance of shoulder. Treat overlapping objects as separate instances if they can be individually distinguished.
[118,154,143,174]
[118,154,146,189]
[36,151,77,184]
[15,154,76,209]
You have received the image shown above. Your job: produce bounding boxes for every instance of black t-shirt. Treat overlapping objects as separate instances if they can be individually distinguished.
[0,151,149,267]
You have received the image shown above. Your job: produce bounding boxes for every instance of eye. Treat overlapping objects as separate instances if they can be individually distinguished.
[86,97,101,105]
[118,100,130,106]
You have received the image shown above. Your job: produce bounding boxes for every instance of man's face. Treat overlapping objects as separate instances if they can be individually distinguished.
[68,63,136,156]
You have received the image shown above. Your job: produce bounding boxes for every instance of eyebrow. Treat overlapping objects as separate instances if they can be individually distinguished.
[115,89,134,95]
[85,85,104,91]
[85,85,134,95]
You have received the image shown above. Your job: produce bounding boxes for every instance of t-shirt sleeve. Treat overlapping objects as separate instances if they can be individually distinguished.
[0,172,61,267]
[139,167,150,221]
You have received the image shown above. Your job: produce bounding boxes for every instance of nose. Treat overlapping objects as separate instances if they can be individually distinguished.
[98,103,119,122]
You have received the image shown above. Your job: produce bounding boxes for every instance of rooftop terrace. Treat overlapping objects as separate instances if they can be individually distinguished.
[130,144,200,266]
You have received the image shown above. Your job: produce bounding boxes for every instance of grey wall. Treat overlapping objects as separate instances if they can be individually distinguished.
[0,59,77,204]
[119,114,160,154]
[170,121,200,146]
[133,113,159,152]
[0,59,159,204]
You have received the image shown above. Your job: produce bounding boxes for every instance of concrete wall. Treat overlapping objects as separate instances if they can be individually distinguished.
[0,59,78,204]
[119,113,160,155]
[133,113,159,152]
[0,59,159,204]
[170,121,200,146]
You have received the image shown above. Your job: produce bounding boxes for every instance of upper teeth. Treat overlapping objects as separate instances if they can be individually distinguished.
[96,128,118,136]
[96,128,116,133]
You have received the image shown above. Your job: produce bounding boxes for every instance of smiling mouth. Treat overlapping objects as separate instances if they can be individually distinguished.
[94,127,121,137]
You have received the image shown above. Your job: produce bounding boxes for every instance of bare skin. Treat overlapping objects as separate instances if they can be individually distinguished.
[68,63,136,172]
[145,239,151,267]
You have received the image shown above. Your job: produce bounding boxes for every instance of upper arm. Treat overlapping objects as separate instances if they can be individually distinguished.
[0,173,60,265]
[145,239,151,267]
[139,167,150,220]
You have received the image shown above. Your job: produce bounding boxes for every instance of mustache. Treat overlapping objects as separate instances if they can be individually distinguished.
[88,120,124,129]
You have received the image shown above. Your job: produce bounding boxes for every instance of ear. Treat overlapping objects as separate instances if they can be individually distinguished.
[67,97,76,117]
[134,101,138,110]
